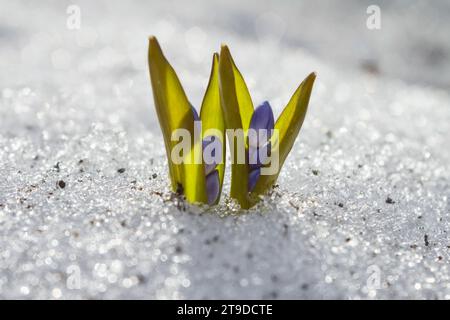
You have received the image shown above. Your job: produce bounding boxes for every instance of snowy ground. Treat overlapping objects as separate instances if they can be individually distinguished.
[0,0,449,299]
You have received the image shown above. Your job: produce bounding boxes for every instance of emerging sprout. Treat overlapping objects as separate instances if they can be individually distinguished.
[219,45,316,209]
[148,37,225,205]
[148,36,315,209]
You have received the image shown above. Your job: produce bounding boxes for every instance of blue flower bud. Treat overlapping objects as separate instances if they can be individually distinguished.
[248,142,271,169]
[248,101,274,147]
[205,169,220,204]
[247,102,274,191]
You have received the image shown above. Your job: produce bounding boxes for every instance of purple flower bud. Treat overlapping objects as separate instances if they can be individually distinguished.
[248,167,260,192]
[248,142,271,169]
[247,102,274,192]
[248,101,274,147]
[205,169,220,205]
[204,163,216,176]
[202,136,217,156]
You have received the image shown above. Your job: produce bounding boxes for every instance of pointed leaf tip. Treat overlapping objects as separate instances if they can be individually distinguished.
[252,71,316,197]
[218,44,255,208]
[200,52,226,205]
[148,36,207,203]
[220,44,229,53]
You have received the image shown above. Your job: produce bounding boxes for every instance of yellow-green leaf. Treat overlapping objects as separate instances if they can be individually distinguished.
[183,132,208,204]
[218,45,254,131]
[200,53,225,204]
[253,72,316,196]
[219,45,254,208]
[148,36,207,203]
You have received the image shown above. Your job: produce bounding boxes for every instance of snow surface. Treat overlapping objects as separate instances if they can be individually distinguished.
[0,0,449,299]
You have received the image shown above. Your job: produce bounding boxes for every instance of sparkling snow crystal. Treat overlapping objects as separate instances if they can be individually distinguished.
[0,0,449,299]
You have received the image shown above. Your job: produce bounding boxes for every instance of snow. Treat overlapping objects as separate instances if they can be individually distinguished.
[0,0,449,299]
